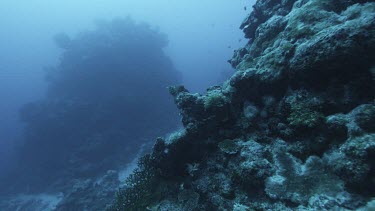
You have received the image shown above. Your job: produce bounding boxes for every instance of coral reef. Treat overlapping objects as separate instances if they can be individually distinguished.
[112,0,375,210]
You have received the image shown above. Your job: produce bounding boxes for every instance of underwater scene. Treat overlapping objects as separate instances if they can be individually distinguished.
[0,0,374,210]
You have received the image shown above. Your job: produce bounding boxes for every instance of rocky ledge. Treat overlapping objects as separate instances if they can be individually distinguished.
[111,0,375,210]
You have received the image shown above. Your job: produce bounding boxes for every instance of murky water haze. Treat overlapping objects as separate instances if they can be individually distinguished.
[0,0,255,185]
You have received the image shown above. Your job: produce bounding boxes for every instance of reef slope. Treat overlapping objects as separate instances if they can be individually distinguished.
[111,0,375,210]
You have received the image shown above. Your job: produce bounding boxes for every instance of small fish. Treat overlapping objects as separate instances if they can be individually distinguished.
[244,6,247,11]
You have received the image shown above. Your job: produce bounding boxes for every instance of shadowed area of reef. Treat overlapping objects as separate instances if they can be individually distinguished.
[111,0,375,210]
[0,18,181,210]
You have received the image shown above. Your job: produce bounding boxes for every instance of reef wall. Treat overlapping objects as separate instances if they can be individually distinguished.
[111,0,375,210]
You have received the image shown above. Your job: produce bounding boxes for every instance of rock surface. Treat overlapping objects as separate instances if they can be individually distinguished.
[112,0,375,210]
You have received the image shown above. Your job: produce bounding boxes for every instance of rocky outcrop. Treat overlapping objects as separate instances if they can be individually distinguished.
[111,0,375,210]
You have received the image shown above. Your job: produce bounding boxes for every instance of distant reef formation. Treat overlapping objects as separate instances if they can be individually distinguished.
[0,18,181,210]
[111,0,375,210]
